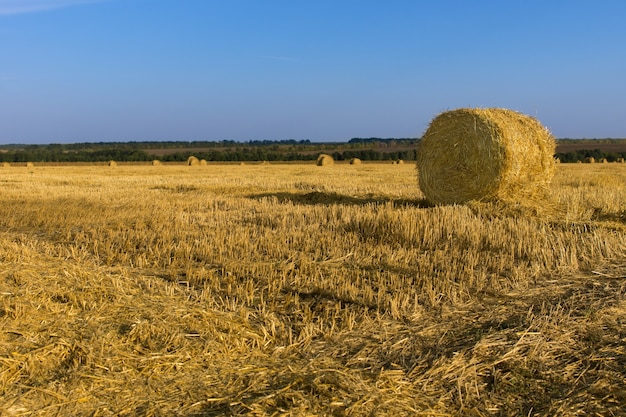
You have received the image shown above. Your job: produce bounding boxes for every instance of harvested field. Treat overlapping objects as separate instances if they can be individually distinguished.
[1,163,625,416]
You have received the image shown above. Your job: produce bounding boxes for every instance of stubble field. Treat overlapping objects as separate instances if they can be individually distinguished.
[1,162,625,416]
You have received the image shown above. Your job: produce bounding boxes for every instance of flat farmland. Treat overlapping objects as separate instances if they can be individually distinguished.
[1,163,625,416]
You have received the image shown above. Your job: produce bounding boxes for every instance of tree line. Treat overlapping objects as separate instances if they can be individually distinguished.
[1,138,624,163]
[0,147,418,163]
[555,149,626,163]
[0,139,418,163]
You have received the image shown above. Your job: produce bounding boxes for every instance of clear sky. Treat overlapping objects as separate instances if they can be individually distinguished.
[1,0,625,144]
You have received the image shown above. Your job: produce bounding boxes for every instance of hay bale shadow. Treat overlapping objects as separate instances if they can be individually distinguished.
[248,191,432,208]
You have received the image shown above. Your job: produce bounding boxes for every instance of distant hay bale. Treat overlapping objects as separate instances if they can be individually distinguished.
[316,154,334,166]
[584,157,595,164]
[152,160,161,166]
[554,157,561,164]
[395,159,404,165]
[599,158,608,164]
[349,158,362,165]
[26,162,34,167]
[417,108,556,205]
[617,157,625,163]
[108,160,117,167]
[576,160,583,164]
[239,162,245,166]
[199,159,208,166]
[1,162,10,167]
[187,156,200,166]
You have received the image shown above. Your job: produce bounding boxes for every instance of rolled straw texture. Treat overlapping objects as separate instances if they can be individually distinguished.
[316,154,334,166]
[417,108,555,205]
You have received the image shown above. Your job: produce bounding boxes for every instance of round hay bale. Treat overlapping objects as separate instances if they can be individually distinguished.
[1,162,10,167]
[108,160,117,167]
[616,157,625,163]
[349,158,362,165]
[199,159,208,166]
[599,158,608,164]
[152,160,161,166]
[187,156,200,166]
[395,159,404,165]
[316,154,334,166]
[576,160,583,164]
[417,108,555,205]
[26,162,34,167]
[584,156,595,164]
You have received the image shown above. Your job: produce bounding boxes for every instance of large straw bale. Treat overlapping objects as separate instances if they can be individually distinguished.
[108,160,117,167]
[199,159,208,166]
[584,157,595,164]
[599,158,608,164]
[617,157,625,163]
[316,154,334,166]
[349,158,362,165]
[152,160,161,166]
[417,108,555,205]
[187,156,200,166]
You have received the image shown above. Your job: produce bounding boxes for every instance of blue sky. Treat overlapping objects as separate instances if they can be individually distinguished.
[1,0,625,144]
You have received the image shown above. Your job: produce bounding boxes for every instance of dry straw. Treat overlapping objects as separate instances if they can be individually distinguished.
[26,162,34,167]
[395,159,404,165]
[349,158,362,165]
[617,157,625,163]
[584,157,595,164]
[417,108,556,205]
[316,154,334,166]
[1,162,10,167]
[200,159,208,166]
[108,160,117,167]
[599,158,608,164]
[152,160,161,166]
[187,156,200,166]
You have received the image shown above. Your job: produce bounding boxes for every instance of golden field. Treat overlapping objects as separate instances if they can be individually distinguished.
[1,162,625,416]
